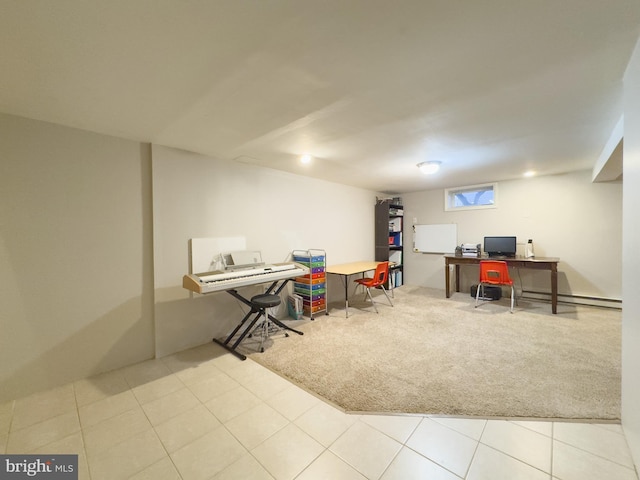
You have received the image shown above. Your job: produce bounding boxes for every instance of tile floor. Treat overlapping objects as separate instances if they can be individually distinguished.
[1,342,637,480]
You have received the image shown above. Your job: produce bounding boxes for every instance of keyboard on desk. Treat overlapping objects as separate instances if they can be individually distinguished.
[183,262,309,294]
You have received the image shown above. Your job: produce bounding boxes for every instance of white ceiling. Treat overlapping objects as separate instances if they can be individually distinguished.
[1,1,639,193]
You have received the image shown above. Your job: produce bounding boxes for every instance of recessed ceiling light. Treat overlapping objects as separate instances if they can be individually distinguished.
[523,170,536,177]
[300,154,312,164]
[417,161,441,174]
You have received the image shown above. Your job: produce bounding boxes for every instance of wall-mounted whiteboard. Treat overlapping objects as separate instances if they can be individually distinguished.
[413,224,457,253]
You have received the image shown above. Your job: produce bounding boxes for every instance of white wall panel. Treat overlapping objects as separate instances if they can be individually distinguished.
[0,114,154,401]
[402,171,622,301]
[151,145,377,356]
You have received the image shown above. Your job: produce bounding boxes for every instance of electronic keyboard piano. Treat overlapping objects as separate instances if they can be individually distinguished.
[183,261,309,360]
[183,262,309,294]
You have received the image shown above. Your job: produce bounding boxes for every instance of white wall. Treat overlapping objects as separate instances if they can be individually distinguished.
[402,170,622,302]
[0,117,378,401]
[622,37,640,470]
[0,114,155,402]
[152,145,377,357]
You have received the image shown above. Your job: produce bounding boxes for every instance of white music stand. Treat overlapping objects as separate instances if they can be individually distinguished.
[189,236,246,273]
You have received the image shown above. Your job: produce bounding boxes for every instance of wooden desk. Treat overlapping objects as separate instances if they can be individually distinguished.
[444,255,560,313]
[326,261,383,317]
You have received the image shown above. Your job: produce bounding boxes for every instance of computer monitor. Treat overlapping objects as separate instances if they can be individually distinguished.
[484,236,517,258]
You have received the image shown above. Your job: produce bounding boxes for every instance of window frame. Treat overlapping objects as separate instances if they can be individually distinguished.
[444,182,498,212]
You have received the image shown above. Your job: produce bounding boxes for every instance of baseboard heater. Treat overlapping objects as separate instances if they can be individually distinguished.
[521,290,622,310]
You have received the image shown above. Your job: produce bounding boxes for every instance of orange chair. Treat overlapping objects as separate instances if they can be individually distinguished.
[475,260,515,313]
[354,261,393,313]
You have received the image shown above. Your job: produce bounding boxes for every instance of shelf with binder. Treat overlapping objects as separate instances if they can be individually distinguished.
[389,249,402,265]
[389,231,402,247]
[292,249,327,319]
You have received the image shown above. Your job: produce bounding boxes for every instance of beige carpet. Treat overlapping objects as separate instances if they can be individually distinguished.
[244,286,621,420]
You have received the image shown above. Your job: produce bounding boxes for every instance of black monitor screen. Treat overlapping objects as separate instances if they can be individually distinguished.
[484,236,517,257]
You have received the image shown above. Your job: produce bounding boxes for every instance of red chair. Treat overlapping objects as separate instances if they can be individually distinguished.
[475,260,515,313]
[354,262,393,313]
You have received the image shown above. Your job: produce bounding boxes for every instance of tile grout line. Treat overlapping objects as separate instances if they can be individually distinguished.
[462,418,488,479]
[550,422,555,479]
[389,416,465,480]
[72,382,92,480]
[142,359,190,480]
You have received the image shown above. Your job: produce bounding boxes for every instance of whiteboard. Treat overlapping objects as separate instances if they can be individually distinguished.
[413,224,457,253]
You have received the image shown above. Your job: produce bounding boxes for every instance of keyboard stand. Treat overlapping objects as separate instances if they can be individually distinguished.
[213,278,303,360]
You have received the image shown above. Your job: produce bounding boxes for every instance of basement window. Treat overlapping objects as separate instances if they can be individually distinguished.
[445,183,497,211]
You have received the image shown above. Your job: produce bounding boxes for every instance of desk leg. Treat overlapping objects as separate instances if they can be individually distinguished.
[445,261,451,298]
[344,275,350,318]
[551,263,558,314]
[455,265,461,293]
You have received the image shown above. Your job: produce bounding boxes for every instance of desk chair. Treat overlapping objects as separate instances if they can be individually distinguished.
[354,261,393,313]
[475,260,515,313]
[248,293,287,352]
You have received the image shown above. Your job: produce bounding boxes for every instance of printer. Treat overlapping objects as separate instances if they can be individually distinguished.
[460,243,481,257]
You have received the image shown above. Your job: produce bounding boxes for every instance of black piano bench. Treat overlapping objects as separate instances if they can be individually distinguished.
[252,293,282,310]
[250,294,287,353]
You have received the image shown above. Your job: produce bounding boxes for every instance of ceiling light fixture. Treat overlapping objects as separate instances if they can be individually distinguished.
[417,161,441,174]
[523,170,536,177]
[300,153,312,164]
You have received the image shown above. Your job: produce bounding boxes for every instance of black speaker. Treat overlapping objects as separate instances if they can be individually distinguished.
[470,284,502,300]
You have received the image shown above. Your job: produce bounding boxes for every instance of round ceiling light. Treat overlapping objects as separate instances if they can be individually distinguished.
[300,153,312,164]
[417,161,441,174]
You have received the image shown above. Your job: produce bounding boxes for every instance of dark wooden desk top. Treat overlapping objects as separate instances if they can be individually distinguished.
[444,254,559,264]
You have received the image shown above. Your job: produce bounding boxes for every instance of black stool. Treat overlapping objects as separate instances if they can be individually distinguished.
[250,293,287,352]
